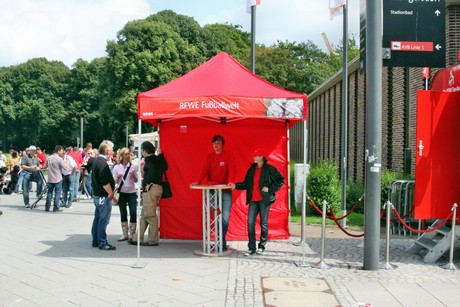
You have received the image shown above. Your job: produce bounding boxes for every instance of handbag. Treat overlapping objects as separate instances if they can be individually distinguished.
[113,163,131,205]
[161,171,172,198]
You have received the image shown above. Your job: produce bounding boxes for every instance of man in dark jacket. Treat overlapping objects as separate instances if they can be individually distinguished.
[129,141,168,246]
[236,148,284,256]
[91,140,117,250]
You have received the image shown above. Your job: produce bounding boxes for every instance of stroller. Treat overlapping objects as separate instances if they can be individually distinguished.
[2,165,19,195]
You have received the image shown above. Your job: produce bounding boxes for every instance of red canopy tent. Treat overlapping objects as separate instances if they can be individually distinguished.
[137,52,308,240]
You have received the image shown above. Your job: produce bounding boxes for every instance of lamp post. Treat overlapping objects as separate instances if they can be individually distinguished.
[126,122,129,148]
[80,116,84,149]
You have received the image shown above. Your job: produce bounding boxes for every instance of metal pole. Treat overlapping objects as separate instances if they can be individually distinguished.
[294,120,309,247]
[250,5,256,73]
[312,200,331,269]
[126,123,129,148]
[287,124,292,224]
[295,120,310,267]
[80,117,83,149]
[341,0,349,228]
[441,203,457,270]
[379,202,396,269]
[132,119,145,268]
[363,0,382,271]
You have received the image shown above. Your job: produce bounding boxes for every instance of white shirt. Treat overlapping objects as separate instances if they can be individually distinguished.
[62,155,76,176]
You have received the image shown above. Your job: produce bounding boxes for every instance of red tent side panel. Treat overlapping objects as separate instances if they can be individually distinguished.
[158,117,290,240]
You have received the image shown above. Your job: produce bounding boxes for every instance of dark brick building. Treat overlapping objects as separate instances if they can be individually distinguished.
[290,0,460,183]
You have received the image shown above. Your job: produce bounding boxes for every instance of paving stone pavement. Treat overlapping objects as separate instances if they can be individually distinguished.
[1,193,460,307]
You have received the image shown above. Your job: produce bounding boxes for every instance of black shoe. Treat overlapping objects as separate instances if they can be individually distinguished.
[128,240,138,245]
[45,208,50,212]
[99,244,116,250]
[140,242,159,246]
[53,208,63,212]
[244,250,256,256]
[223,246,228,252]
[92,243,98,248]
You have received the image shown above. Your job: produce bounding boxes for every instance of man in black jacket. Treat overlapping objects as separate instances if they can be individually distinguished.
[236,148,284,256]
[129,141,167,246]
[91,140,117,250]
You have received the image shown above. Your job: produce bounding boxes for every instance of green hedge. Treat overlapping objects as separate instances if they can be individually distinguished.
[307,161,341,216]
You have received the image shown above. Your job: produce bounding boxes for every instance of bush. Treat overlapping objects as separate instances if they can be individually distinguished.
[346,180,365,213]
[307,161,341,216]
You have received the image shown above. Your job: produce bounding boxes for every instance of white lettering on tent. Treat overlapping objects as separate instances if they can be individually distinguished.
[201,101,240,110]
[179,101,200,109]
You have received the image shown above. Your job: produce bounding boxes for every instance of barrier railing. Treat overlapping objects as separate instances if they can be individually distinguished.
[299,196,458,271]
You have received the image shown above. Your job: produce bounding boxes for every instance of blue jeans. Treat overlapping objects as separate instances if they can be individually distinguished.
[211,189,232,247]
[22,171,42,206]
[85,172,92,197]
[15,171,25,193]
[247,200,271,251]
[91,195,113,247]
[71,170,81,200]
[16,171,31,193]
[45,181,62,211]
[61,174,73,205]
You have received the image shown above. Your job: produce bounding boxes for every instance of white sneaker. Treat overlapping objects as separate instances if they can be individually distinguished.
[244,250,256,256]
[256,248,265,255]
[11,192,18,195]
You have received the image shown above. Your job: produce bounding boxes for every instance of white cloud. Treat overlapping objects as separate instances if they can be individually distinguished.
[0,0,151,67]
[0,0,360,67]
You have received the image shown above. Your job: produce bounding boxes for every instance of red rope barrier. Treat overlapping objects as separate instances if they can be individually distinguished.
[329,208,364,237]
[308,198,333,219]
[391,206,453,234]
[307,197,364,221]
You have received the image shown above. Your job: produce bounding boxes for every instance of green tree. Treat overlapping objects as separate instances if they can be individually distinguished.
[3,58,70,150]
[102,13,205,145]
[254,40,332,94]
[203,23,250,62]
[66,57,109,147]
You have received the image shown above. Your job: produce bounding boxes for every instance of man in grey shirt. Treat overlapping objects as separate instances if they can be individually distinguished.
[44,145,68,212]
[21,145,43,208]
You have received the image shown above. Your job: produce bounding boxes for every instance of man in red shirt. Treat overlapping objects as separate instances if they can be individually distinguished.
[192,135,236,251]
[36,147,46,169]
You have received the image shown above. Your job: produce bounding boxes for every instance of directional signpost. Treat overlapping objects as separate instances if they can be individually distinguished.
[383,0,445,67]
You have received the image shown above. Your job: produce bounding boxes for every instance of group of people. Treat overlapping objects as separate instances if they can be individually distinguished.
[1,133,285,256]
[90,140,167,250]
[91,134,285,255]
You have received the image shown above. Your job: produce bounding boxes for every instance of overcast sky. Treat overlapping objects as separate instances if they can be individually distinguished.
[0,0,360,68]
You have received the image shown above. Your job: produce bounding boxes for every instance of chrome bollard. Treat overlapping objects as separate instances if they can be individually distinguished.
[441,203,457,271]
[311,200,331,269]
[380,201,397,270]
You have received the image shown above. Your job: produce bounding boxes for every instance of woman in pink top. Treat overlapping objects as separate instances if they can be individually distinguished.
[112,147,138,242]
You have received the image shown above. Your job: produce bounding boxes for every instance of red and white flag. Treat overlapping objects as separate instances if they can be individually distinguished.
[422,67,430,79]
[329,0,344,20]
[247,0,261,14]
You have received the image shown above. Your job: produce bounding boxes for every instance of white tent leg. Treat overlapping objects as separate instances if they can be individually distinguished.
[132,118,146,269]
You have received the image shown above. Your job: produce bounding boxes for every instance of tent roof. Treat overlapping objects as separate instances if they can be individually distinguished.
[137,52,307,125]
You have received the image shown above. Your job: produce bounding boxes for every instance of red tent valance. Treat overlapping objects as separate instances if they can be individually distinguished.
[138,52,307,125]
